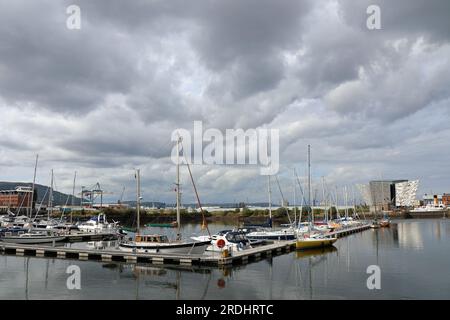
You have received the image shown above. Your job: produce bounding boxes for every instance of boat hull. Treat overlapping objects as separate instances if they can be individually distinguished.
[0,236,67,244]
[146,223,178,228]
[296,238,337,250]
[118,240,211,254]
[380,221,390,227]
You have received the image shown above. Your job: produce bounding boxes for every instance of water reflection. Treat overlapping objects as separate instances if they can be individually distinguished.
[397,222,424,249]
[295,246,337,259]
[2,219,450,299]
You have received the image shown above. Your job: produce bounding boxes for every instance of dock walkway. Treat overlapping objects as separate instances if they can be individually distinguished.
[0,223,371,267]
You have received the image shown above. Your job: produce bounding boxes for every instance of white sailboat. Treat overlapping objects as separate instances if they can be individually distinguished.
[245,176,296,241]
[119,138,210,254]
[296,145,337,250]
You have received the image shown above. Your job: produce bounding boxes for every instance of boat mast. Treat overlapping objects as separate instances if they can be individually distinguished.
[71,171,76,223]
[29,154,39,218]
[307,145,313,227]
[322,176,327,223]
[268,175,272,226]
[344,186,349,220]
[47,169,53,221]
[136,169,141,232]
[293,168,297,225]
[335,186,340,220]
[176,137,181,240]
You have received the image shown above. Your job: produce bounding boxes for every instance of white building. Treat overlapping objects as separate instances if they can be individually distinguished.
[395,180,419,207]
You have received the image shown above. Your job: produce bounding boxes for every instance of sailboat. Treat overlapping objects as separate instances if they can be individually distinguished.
[380,212,390,227]
[119,138,210,254]
[245,176,296,241]
[0,229,67,244]
[296,145,337,250]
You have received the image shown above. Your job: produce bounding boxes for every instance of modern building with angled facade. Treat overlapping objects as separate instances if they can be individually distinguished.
[359,180,419,211]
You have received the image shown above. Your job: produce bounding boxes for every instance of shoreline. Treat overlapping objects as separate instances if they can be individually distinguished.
[41,207,449,226]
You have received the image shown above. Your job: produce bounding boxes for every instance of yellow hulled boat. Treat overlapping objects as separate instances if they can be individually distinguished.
[296,237,338,250]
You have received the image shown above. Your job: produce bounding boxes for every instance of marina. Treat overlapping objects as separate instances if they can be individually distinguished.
[1,219,450,300]
[0,223,370,267]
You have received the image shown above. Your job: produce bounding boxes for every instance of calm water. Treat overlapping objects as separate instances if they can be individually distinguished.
[1,219,450,299]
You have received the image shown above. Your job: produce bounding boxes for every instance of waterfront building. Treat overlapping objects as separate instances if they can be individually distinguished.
[395,180,419,207]
[0,186,36,212]
[362,180,419,211]
[423,194,443,206]
[443,194,450,206]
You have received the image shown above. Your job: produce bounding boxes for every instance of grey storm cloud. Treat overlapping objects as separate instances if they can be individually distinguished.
[0,0,449,202]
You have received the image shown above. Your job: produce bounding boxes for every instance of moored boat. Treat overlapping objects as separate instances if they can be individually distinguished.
[145,221,178,228]
[296,145,338,251]
[0,230,66,244]
[370,220,381,228]
[119,234,210,254]
[118,138,210,255]
[296,236,337,250]
[192,230,253,252]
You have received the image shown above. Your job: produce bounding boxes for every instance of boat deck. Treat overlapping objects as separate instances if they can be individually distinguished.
[0,223,371,267]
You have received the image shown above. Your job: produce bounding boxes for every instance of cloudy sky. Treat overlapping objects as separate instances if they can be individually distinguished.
[0,0,449,205]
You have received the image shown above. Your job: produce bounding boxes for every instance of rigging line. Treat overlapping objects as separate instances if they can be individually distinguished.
[275,175,292,225]
[33,187,50,221]
[179,137,211,238]
[294,169,307,206]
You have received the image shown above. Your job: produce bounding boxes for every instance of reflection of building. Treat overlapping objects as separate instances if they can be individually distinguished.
[397,222,424,250]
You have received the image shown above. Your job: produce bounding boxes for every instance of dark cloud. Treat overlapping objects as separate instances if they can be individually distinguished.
[0,0,449,202]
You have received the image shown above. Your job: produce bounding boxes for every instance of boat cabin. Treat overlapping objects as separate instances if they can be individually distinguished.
[135,234,169,243]
[225,232,249,244]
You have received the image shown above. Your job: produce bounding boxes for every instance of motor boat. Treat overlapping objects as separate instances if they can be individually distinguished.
[243,226,296,241]
[191,230,253,252]
[77,213,119,233]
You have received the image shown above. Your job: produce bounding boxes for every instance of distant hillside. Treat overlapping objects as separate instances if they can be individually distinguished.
[0,181,82,206]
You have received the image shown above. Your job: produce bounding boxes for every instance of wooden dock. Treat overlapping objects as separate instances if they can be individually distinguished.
[0,223,371,267]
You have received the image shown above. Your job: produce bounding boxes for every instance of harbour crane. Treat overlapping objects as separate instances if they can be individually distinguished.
[79,182,113,208]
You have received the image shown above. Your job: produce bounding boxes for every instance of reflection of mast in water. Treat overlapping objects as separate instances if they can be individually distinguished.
[175,270,180,300]
[308,257,313,299]
[200,270,212,300]
[376,228,379,265]
[294,247,337,299]
[45,259,49,290]
[267,256,273,300]
[25,257,30,300]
